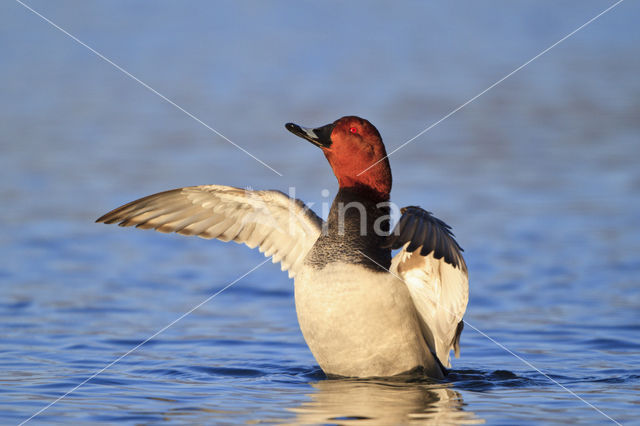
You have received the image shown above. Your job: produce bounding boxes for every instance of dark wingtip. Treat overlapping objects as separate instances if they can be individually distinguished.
[96,211,120,224]
[388,205,467,272]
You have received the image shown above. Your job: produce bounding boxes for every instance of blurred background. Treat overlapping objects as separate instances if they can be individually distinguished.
[1,1,639,424]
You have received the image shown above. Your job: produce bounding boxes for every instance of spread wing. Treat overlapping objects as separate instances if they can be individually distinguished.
[96,185,323,278]
[385,206,469,368]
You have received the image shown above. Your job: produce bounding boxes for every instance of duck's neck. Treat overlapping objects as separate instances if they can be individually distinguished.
[305,187,391,271]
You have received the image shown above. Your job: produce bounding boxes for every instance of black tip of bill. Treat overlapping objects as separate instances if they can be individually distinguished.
[285,122,333,148]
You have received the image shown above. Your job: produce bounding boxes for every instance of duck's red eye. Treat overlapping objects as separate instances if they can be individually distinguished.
[349,127,358,134]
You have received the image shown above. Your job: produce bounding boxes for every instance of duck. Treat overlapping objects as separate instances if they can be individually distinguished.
[96,116,469,379]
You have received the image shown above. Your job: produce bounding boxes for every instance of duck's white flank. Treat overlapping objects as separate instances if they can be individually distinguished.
[295,262,444,378]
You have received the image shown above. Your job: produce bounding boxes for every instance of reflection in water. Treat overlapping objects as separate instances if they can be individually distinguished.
[288,378,483,425]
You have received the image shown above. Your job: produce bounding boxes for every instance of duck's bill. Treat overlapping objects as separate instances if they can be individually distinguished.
[285,122,334,148]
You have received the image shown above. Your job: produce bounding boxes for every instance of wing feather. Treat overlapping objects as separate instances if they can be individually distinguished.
[388,206,469,368]
[406,218,425,253]
[97,185,323,278]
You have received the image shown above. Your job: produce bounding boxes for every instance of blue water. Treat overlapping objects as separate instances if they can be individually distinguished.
[2,1,639,424]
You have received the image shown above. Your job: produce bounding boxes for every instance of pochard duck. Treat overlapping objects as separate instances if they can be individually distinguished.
[97,116,468,378]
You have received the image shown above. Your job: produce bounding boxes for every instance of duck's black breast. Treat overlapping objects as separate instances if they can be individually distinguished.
[305,187,391,272]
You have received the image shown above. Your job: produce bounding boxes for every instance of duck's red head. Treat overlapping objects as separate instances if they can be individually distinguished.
[285,116,392,201]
